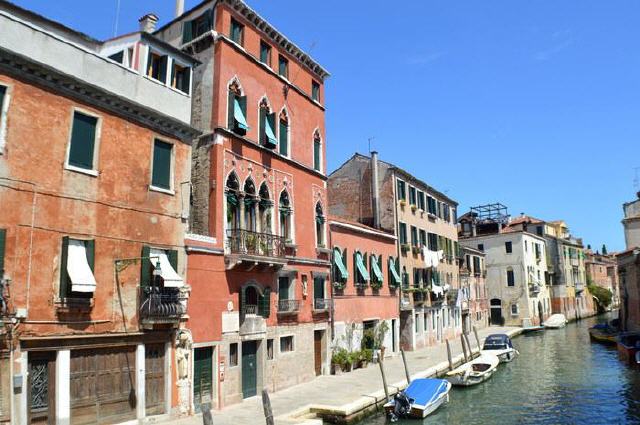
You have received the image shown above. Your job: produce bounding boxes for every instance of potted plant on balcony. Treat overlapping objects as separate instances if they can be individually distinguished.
[331,348,350,375]
[411,203,418,212]
[400,243,410,253]
[412,245,420,255]
[399,199,407,209]
[245,233,258,252]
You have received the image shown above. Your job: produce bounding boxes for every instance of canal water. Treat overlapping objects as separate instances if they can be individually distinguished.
[358,314,640,425]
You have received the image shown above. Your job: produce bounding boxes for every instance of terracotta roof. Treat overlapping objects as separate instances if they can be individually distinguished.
[508,215,544,226]
[328,216,395,237]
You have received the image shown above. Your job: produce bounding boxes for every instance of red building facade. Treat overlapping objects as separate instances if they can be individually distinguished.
[156,0,331,410]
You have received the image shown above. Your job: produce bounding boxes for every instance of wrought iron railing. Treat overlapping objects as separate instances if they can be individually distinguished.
[226,228,286,258]
[314,298,331,311]
[277,299,301,314]
[140,288,186,320]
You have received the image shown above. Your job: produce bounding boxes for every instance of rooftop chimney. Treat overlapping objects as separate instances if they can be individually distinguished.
[175,0,185,18]
[138,14,159,33]
[371,151,381,229]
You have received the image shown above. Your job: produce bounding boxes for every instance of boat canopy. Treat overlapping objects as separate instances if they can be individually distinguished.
[404,378,449,408]
[483,334,513,350]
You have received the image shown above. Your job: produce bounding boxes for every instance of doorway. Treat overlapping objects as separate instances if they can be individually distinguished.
[193,347,213,413]
[314,330,323,376]
[28,352,55,424]
[490,298,503,325]
[242,341,258,399]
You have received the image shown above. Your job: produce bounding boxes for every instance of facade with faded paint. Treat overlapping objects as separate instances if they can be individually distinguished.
[459,246,489,331]
[0,2,199,424]
[585,250,619,309]
[155,0,331,410]
[328,153,462,351]
[328,216,400,361]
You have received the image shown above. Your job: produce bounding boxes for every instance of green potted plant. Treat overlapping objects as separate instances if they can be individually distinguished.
[331,348,349,375]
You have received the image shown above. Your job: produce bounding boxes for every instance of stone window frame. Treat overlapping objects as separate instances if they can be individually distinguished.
[0,81,12,155]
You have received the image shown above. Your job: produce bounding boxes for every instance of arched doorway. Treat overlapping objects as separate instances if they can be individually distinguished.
[490,298,503,326]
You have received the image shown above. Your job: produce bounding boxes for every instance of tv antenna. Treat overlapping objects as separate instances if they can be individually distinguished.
[112,0,121,37]
[634,166,640,191]
[368,137,375,153]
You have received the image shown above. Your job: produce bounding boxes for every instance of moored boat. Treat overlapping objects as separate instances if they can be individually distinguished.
[617,332,640,366]
[544,314,568,329]
[481,334,519,363]
[588,323,618,346]
[522,325,545,334]
[445,353,499,386]
[384,378,451,421]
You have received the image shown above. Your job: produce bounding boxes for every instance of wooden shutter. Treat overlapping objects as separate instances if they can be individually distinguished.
[168,249,178,271]
[279,119,288,156]
[0,86,5,111]
[85,239,95,272]
[182,68,191,94]
[141,246,151,288]
[158,56,168,83]
[259,108,266,145]
[238,96,247,124]
[258,288,271,318]
[152,140,172,189]
[314,277,324,299]
[0,229,5,275]
[267,113,276,147]
[227,91,235,129]
[60,237,70,298]
[314,140,321,171]
[182,20,193,43]
[68,112,97,170]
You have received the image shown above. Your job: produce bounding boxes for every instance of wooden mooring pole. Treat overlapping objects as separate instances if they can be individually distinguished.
[460,333,469,363]
[473,326,482,352]
[464,332,474,359]
[400,349,411,384]
[378,356,390,402]
[446,339,453,371]
[262,389,274,425]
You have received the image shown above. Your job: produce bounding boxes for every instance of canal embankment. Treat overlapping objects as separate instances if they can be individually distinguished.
[157,326,521,425]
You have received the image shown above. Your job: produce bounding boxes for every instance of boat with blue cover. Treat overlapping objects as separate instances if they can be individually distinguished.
[384,378,451,421]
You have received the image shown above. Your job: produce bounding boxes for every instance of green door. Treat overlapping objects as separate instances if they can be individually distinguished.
[242,341,257,399]
[193,347,213,413]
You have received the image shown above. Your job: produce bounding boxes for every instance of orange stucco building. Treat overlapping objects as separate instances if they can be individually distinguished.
[155,0,331,410]
[0,3,199,424]
[329,217,400,358]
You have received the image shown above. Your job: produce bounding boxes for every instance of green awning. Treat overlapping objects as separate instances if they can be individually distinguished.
[233,98,249,130]
[389,257,401,285]
[333,248,348,281]
[226,192,238,206]
[264,115,277,148]
[356,252,370,282]
[371,255,383,283]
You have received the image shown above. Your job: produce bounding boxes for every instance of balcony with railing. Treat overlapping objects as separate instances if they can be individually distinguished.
[226,229,288,270]
[313,298,331,312]
[277,299,301,315]
[140,287,187,327]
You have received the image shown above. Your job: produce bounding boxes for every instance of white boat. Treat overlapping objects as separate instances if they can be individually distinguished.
[445,353,499,386]
[544,314,568,329]
[384,378,451,421]
[480,333,519,363]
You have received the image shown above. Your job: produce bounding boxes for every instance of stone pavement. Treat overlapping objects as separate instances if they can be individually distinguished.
[153,326,521,425]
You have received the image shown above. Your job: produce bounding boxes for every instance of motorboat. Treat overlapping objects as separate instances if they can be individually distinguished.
[588,323,618,346]
[522,325,545,334]
[617,332,640,366]
[544,314,568,329]
[384,378,451,421]
[445,353,499,386]
[481,334,519,363]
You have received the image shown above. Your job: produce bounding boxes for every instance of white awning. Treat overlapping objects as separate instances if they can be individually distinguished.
[67,240,97,293]
[150,248,184,288]
[431,284,444,296]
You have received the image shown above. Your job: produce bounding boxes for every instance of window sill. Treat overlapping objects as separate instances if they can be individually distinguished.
[149,185,175,196]
[64,164,98,177]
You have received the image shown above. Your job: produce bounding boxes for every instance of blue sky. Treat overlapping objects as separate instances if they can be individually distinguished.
[13,0,640,251]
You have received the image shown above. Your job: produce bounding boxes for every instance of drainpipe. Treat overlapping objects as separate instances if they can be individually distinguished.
[371,151,380,229]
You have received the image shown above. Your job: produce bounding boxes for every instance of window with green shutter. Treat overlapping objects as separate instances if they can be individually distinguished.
[399,222,407,245]
[152,139,172,190]
[279,117,288,156]
[313,137,321,171]
[0,86,6,111]
[311,81,320,102]
[260,41,271,66]
[230,18,244,45]
[278,55,289,78]
[0,229,6,277]
[68,111,97,170]
[397,180,406,201]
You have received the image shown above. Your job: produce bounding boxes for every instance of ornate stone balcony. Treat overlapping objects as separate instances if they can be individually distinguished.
[225,229,288,270]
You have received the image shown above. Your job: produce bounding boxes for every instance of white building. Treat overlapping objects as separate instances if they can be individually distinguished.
[460,230,552,327]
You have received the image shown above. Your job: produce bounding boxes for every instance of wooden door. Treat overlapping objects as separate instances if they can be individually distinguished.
[241,341,257,399]
[145,344,165,416]
[193,347,213,413]
[28,352,55,424]
[314,331,322,376]
[70,347,136,425]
